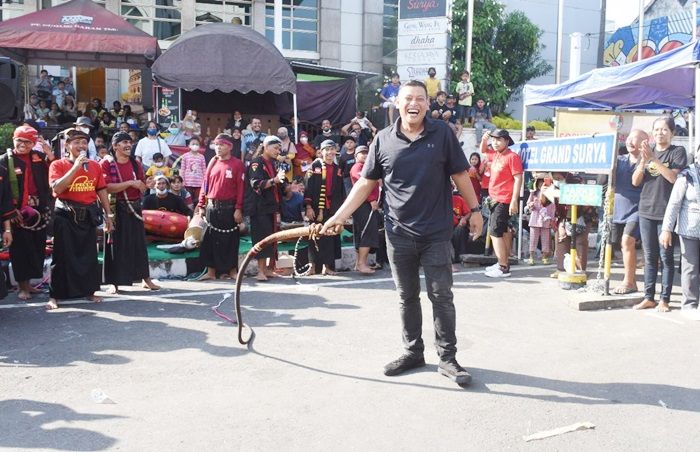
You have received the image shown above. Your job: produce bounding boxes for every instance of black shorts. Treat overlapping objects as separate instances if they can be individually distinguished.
[611,221,639,244]
[488,202,510,238]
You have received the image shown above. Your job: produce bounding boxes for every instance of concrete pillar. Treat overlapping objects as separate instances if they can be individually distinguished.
[181,0,196,32]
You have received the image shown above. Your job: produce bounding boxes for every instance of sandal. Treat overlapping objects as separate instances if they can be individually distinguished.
[613,285,637,295]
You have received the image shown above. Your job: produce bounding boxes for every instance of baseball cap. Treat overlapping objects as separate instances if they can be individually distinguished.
[263,135,282,146]
[320,139,337,149]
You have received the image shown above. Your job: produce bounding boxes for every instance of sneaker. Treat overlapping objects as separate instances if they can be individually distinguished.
[438,359,472,385]
[484,262,500,273]
[542,257,551,265]
[549,270,559,278]
[527,257,535,266]
[383,353,426,376]
[485,265,511,278]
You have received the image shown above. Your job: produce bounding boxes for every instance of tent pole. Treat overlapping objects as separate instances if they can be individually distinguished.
[695,64,700,160]
[689,109,694,163]
[637,0,644,62]
[293,93,298,145]
[518,105,528,261]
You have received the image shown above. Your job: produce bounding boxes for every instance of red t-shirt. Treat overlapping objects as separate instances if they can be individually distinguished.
[480,147,496,190]
[488,149,524,204]
[100,158,146,201]
[197,157,245,209]
[452,194,469,227]
[467,167,482,203]
[49,159,106,204]
[350,161,379,203]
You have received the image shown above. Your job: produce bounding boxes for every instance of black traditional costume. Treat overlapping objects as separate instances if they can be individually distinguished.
[246,156,283,261]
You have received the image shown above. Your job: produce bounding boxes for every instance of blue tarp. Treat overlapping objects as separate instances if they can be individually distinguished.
[524,40,700,110]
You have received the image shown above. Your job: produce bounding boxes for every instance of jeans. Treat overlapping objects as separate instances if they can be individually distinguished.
[386,231,457,360]
[474,120,496,143]
[639,217,675,302]
[679,236,700,309]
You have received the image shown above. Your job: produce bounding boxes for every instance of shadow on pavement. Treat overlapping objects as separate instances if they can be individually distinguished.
[470,368,700,413]
[0,399,121,450]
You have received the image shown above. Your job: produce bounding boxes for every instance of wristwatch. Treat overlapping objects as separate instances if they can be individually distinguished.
[470,206,480,213]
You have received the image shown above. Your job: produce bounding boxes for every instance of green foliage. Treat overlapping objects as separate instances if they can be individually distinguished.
[528,120,553,131]
[493,116,522,130]
[450,0,552,113]
[0,123,14,154]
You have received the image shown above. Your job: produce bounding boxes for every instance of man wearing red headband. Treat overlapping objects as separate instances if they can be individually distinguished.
[195,133,245,280]
[47,128,113,309]
[0,126,54,300]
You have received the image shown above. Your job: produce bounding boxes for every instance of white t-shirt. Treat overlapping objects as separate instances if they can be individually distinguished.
[135,137,172,167]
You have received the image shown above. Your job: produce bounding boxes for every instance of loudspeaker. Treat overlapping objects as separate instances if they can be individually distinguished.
[0,57,21,121]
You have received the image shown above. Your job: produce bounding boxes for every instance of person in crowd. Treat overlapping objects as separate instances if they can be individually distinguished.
[180,136,206,201]
[484,129,523,278]
[632,116,687,312]
[121,105,135,125]
[380,73,402,124]
[660,156,700,319]
[430,91,449,120]
[128,128,141,146]
[451,184,470,271]
[478,128,496,199]
[343,111,377,136]
[305,139,345,276]
[338,136,357,195]
[73,116,98,160]
[229,127,243,160]
[165,122,187,146]
[293,130,315,177]
[169,175,193,210]
[277,126,296,182]
[0,159,13,299]
[110,101,123,121]
[96,144,109,161]
[63,76,75,98]
[52,80,68,110]
[282,116,298,143]
[349,145,378,274]
[456,71,474,125]
[143,175,191,216]
[101,132,159,294]
[134,121,172,169]
[423,67,441,100]
[62,96,77,122]
[247,135,286,281]
[35,99,50,121]
[118,122,130,135]
[1,126,55,300]
[281,176,309,273]
[526,174,555,265]
[226,110,248,132]
[145,152,172,180]
[194,130,247,288]
[467,152,482,204]
[242,117,267,159]
[611,129,646,294]
[99,112,116,137]
[47,128,113,310]
[444,94,463,137]
[313,119,342,149]
[24,94,40,120]
[470,98,496,143]
[525,126,537,140]
[47,102,61,125]
[181,110,202,139]
[35,69,53,101]
[94,135,106,149]
[342,120,372,147]
[318,80,483,386]
[89,98,106,127]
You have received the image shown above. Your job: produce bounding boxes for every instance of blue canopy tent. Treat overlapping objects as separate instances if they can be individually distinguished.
[517,40,700,264]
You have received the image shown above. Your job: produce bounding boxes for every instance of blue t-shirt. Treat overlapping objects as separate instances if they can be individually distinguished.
[613,154,642,223]
[380,83,400,100]
[282,192,304,223]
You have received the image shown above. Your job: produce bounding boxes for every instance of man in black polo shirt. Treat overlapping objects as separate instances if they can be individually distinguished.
[319,80,483,386]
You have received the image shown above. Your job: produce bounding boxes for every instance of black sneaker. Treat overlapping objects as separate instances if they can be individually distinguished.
[438,359,472,385]
[383,353,426,376]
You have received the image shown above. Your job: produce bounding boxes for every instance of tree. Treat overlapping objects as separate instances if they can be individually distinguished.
[450,0,552,114]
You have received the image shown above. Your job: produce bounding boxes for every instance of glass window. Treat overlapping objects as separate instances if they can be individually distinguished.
[264,0,318,52]
[0,0,26,21]
[383,0,398,59]
[195,0,252,27]
[120,0,182,41]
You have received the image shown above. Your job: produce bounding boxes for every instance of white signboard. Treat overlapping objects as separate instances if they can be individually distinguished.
[397,48,448,66]
[397,64,448,84]
[397,33,449,50]
[397,17,450,36]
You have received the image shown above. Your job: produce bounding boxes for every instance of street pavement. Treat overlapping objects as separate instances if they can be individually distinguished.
[0,264,698,451]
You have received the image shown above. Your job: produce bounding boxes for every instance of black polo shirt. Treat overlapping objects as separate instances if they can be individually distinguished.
[362,117,469,241]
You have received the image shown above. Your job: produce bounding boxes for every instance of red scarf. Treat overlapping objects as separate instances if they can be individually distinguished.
[262,157,280,203]
[14,152,37,208]
[324,163,333,209]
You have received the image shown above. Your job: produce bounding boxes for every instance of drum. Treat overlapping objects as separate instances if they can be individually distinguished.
[183,214,206,243]
[142,209,188,239]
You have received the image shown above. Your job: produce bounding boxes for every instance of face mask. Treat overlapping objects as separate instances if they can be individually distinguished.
[350,132,358,138]
[155,162,164,167]
[155,188,168,196]
[189,144,200,152]
[168,127,179,134]
[147,128,158,136]
[209,143,216,150]
[322,128,331,133]
[278,133,288,140]
[300,137,308,144]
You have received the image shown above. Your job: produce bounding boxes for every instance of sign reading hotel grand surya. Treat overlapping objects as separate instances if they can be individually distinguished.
[396,0,451,85]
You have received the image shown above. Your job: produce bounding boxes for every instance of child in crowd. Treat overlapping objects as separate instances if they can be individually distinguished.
[145,152,172,179]
[456,71,474,125]
[169,175,193,210]
[96,144,109,161]
[526,174,555,265]
[467,152,482,204]
[180,136,206,201]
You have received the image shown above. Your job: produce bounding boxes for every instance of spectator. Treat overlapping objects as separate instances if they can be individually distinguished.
[52,80,68,109]
[525,125,537,140]
[47,102,61,125]
[484,129,523,279]
[611,129,646,294]
[467,152,482,204]
[63,76,76,98]
[229,127,243,160]
[134,121,172,169]
[277,126,296,182]
[444,94,463,138]
[94,135,106,149]
[430,91,449,120]
[526,174,555,265]
[660,157,700,319]
[24,94,40,120]
[145,152,172,179]
[180,136,206,201]
[241,117,267,158]
[380,73,401,124]
[451,185,470,271]
[478,132,496,199]
[350,145,379,274]
[470,98,496,143]
[96,144,109,161]
[456,71,474,124]
[632,115,687,312]
[169,175,193,210]
[342,121,372,147]
[62,96,77,122]
[226,110,248,132]
[122,105,135,125]
[35,69,53,100]
[35,99,50,121]
[282,177,309,272]
[313,119,341,149]
[110,101,123,121]
[118,122,130,134]
[165,122,187,146]
[99,112,116,137]
[338,136,357,195]
[181,110,202,139]
[423,67,440,100]
[142,175,191,216]
[293,130,314,177]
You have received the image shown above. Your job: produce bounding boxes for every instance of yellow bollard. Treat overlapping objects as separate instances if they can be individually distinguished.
[569,204,578,275]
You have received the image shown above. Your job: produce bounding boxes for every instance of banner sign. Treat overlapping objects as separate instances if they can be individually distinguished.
[397,17,450,36]
[513,134,616,174]
[397,32,449,49]
[154,86,181,128]
[399,0,448,19]
[556,110,658,147]
[396,48,449,66]
[559,183,603,206]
